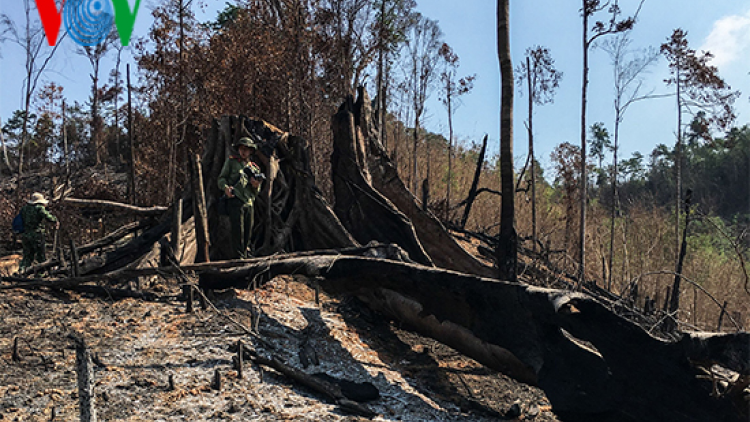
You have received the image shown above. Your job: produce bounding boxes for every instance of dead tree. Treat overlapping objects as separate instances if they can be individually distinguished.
[197,254,748,421]
[459,134,489,229]
[332,94,432,266]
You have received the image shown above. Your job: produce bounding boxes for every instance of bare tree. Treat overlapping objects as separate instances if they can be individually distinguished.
[439,43,475,221]
[496,0,515,281]
[577,0,635,287]
[80,29,118,166]
[515,46,562,253]
[402,13,442,194]
[374,0,415,150]
[660,28,738,320]
[601,32,659,290]
[109,43,127,164]
[1,0,65,174]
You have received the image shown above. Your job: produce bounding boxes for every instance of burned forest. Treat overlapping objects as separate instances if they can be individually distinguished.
[1,88,748,422]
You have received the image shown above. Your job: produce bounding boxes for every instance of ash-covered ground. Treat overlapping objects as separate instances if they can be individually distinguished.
[0,274,559,421]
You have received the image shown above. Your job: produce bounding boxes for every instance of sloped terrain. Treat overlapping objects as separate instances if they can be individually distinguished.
[0,275,559,421]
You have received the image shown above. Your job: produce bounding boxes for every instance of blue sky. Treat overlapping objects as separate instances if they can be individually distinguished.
[417,0,750,175]
[1,0,749,176]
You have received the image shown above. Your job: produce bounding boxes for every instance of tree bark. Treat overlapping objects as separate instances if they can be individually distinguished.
[72,335,97,422]
[496,0,517,282]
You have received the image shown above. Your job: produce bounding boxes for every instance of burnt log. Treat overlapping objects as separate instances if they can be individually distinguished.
[197,254,748,421]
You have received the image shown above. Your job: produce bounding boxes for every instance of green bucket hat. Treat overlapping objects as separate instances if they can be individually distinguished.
[235,137,258,150]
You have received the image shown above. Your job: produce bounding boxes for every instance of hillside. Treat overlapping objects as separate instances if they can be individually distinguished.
[1,98,748,421]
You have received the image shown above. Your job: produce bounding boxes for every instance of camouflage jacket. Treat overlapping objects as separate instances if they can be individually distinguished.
[21,204,57,234]
[217,157,261,206]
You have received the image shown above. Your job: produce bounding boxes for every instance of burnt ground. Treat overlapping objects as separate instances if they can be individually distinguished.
[0,274,560,422]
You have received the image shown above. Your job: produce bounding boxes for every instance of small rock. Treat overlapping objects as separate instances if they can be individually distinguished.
[505,401,522,419]
[527,403,540,418]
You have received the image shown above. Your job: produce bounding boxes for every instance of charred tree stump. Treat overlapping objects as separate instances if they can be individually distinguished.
[235,340,244,379]
[346,88,495,277]
[183,284,194,313]
[202,116,357,260]
[12,337,21,362]
[72,335,97,422]
[460,134,488,229]
[69,238,80,278]
[331,95,431,266]
[211,369,221,391]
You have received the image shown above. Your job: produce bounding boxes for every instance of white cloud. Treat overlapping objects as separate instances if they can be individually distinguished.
[700,8,750,68]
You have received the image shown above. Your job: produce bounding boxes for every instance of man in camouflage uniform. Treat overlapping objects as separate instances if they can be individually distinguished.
[19,192,59,272]
[218,137,263,259]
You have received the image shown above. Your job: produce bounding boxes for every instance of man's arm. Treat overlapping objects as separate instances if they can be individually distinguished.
[41,207,57,223]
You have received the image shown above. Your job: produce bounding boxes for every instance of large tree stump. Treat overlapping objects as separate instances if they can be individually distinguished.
[353,87,495,277]
[331,96,432,266]
[201,116,357,260]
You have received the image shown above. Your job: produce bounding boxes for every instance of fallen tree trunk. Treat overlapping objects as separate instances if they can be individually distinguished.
[247,350,376,417]
[196,255,748,421]
[0,243,412,290]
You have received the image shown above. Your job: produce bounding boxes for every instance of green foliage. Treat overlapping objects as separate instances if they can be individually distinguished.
[208,3,239,30]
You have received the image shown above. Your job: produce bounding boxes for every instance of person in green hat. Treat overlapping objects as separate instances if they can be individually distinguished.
[218,136,264,259]
[19,192,59,272]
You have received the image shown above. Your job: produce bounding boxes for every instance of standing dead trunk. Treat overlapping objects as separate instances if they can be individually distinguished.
[127,64,137,205]
[171,198,183,261]
[496,0,517,282]
[460,135,488,229]
[349,88,494,277]
[668,188,693,330]
[191,154,210,263]
[73,335,97,422]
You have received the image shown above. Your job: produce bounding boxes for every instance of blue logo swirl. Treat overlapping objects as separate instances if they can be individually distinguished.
[64,0,114,46]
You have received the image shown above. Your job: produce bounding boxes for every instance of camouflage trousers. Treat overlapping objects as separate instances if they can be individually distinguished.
[227,198,254,259]
[20,231,46,271]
